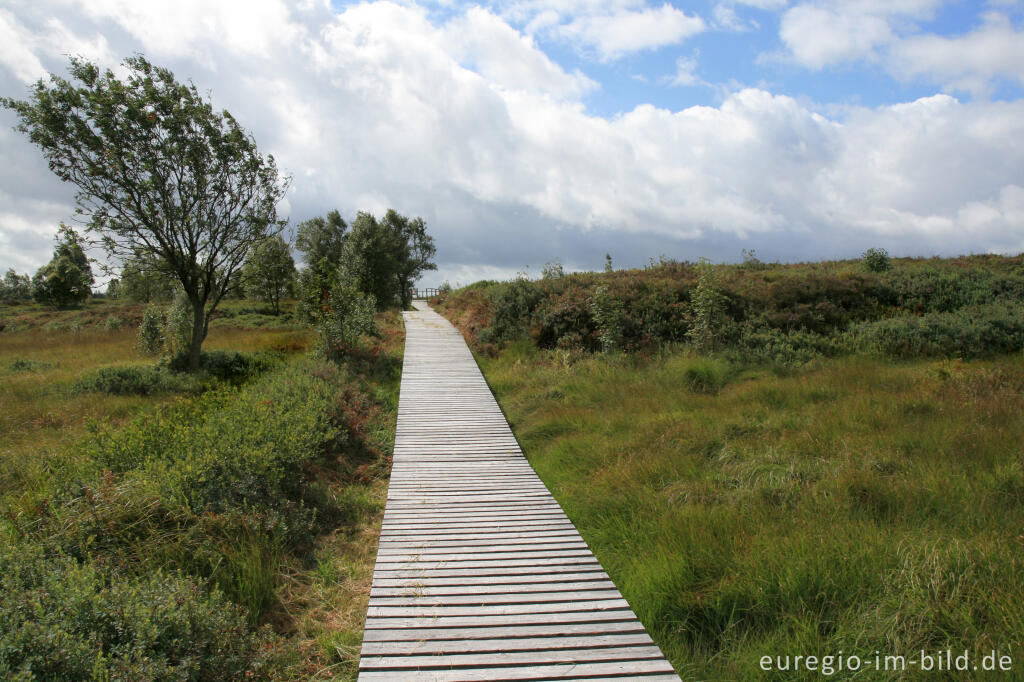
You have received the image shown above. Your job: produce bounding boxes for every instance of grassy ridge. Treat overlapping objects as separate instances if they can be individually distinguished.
[0,299,402,680]
[436,255,1024,680]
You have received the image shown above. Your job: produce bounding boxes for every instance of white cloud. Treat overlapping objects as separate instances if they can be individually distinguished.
[776,2,1024,97]
[889,13,1024,95]
[2,0,1024,286]
[667,54,704,87]
[0,11,47,83]
[443,7,597,98]
[558,3,706,60]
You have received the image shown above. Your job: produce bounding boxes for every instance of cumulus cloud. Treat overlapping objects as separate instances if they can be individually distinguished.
[556,3,706,60]
[889,13,1024,96]
[1,0,1023,287]
[776,2,1024,97]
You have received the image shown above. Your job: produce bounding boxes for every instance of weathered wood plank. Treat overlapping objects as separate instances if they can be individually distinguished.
[357,302,679,681]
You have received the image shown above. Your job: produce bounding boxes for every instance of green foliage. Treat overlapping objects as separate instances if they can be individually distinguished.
[590,285,625,353]
[604,253,613,274]
[31,225,94,308]
[541,258,565,280]
[135,306,164,355]
[163,293,194,359]
[163,349,279,382]
[72,365,182,396]
[0,540,280,680]
[483,277,544,343]
[862,246,893,272]
[115,256,177,303]
[337,209,436,310]
[850,302,1024,359]
[882,264,1024,313]
[242,234,296,314]
[6,358,54,373]
[317,283,377,359]
[687,258,727,353]
[2,54,290,371]
[295,209,347,275]
[1,269,32,301]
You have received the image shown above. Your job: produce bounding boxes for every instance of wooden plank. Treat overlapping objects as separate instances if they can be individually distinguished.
[357,303,679,681]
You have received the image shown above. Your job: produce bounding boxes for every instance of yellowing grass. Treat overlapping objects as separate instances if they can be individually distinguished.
[478,347,1024,680]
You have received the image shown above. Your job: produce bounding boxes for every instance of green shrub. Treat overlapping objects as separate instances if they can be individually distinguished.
[0,540,280,680]
[484,278,543,343]
[861,247,892,272]
[7,358,54,373]
[687,259,727,353]
[164,349,278,383]
[135,306,164,355]
[730,326,844,368]
[590,285,625,353]
[72,365,181,395]
[851,303,1024,359]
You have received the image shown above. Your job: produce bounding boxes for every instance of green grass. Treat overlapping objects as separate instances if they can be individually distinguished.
[475,346,1024,680]
[0,298,402,680]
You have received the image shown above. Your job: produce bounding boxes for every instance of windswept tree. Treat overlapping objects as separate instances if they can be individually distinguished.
[242,234,296,314]
[295,209,347,322]
[337,211,406,310]
[2,55,290,370]
[336,209,436,310]
[31,224,94,307]
[387,209,437,309]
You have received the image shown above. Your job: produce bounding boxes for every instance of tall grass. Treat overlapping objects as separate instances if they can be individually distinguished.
[476,346,1024,680]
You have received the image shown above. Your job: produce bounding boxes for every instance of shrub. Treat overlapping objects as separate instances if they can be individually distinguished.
[72,365,177,395]
[317,282,377,359]
[687,259,727,353]
[850,303,1024,359]
[484,278,543,343]
[135,306,164,355]
[730,326,843,369]
[7,358,54,373]
[0,540,280,680]
[590,285,625,353]
[861,247,892,273]
[164,349,278,383]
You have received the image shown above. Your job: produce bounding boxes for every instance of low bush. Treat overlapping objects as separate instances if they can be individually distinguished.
[71,365,185,395]
[850,303,1024,359]
[163,349,279,383]
[7,358,54,373]
[0,540,281,680]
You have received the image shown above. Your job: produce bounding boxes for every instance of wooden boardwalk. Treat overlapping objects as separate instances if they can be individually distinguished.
[358,302,680,681]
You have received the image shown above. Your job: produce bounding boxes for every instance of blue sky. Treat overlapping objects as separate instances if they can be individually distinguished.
[2,0,1023,287]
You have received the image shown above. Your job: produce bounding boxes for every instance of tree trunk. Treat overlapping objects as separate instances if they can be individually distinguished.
[187,300,206,372]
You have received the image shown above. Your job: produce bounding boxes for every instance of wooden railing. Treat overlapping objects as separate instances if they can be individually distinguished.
[411,287,440,299]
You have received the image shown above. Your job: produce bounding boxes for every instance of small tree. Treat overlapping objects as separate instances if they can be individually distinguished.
[604,253,613,274]
[295,210,348,321]
[388,210,436,309]
[135,306,164,355]
[337,212,404,310]
[31,224,94,307]
[3,55,289,371]
[687,258,727,354]
[541,258,565,280]
[242,235,296,314]
[861,247,892,273]
[1,269,32,301]
[317,282,377,359]
[590,284,625,353]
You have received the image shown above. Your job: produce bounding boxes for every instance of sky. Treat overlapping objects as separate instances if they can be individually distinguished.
[1,0,1023,289]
